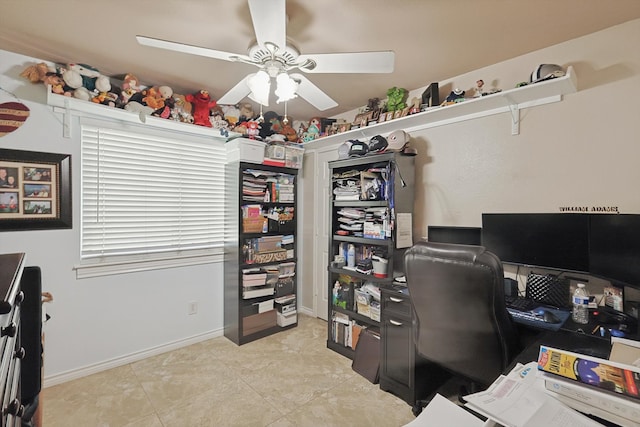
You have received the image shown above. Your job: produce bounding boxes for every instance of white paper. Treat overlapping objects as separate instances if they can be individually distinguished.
[463,362,602,427]
[396,212,413,248]
[403,393,484,427]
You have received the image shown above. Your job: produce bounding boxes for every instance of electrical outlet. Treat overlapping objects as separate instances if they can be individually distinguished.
[188,301,198,315]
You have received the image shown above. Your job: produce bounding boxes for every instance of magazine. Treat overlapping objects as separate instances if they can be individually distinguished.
[537,345,640,401]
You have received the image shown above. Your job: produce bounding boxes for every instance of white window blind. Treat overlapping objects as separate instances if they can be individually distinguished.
[80,124,226,264]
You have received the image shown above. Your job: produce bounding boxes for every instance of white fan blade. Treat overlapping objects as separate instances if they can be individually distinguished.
[290,73,338,111]
[217,75,253,105]
[248,0,286,50]
[298,51,395,73]
[136,35,251,62]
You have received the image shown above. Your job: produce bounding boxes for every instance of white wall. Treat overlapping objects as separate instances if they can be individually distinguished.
[413,19,640,232]
[319,18,640,232]
[302,19,640,304]
[0,49,225,385]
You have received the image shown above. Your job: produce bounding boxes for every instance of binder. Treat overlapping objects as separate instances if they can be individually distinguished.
[351,329,380,384]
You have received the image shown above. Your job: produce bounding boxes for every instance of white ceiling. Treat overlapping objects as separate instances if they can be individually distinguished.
[2,0,640,121]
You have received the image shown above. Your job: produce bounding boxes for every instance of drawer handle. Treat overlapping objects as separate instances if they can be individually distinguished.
[389,297,404,303]
[14,347,25,360]
[1,322,16,338]
[5,399,24,417]
[389,319,404,326]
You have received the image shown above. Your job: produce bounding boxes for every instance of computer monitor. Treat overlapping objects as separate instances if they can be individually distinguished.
[481,213,590,273]
[589,214,640,288]
[427,226,482,245]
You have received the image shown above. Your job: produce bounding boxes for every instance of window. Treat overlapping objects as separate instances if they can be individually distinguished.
[77,121,226,278]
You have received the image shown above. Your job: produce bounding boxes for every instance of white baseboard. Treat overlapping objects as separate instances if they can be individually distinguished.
[43,328,224,388]
[298,305,314,317]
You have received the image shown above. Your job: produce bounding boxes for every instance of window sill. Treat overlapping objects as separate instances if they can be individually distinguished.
[74,250,224,279]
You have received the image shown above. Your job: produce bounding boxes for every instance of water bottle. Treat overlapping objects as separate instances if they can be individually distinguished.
[572,283,589,324]
[347,244,356,268]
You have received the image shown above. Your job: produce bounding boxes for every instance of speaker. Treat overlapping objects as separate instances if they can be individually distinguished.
[525,273,571,308]
[20,266,42,403]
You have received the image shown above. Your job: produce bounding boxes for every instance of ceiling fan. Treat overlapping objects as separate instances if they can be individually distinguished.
[136,0,394,111]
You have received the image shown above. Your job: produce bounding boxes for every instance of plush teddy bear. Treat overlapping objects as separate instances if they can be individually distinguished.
[20,62,50,83]
[186,90,217,127]
[20,62,69,95]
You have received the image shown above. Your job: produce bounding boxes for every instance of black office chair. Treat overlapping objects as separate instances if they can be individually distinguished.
[405,241,520,402]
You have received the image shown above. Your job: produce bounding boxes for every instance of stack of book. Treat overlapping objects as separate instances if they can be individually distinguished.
[336,208,365,236]
[331,312,365,350]
[537,338,640,426]
[242,269,273,299]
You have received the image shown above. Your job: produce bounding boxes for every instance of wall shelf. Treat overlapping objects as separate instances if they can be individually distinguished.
[304,65,577,145]
[46,88,241,141]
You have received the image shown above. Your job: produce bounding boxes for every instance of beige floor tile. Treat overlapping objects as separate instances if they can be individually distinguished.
[156,381,283,427]
[42,315,418,427]
[41,364,156,427]
[285,374,415,427]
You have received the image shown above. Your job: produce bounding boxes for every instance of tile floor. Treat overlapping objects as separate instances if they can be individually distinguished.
[41,315,418,427]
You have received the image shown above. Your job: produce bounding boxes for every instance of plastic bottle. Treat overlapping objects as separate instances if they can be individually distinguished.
[572,283,589,324]
[347,244,356,268]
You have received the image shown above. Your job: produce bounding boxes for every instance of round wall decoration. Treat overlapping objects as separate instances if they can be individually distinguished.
[0,102,30,137]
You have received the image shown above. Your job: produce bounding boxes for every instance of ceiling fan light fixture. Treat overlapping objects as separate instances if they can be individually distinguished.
[247,70,271,106]
[275,72,298,103]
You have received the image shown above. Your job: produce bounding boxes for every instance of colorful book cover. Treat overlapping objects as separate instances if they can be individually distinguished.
[537,345,640,401]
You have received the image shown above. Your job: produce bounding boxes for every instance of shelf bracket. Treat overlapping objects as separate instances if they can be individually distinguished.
[63,98,71,139]
[503,94,520,135]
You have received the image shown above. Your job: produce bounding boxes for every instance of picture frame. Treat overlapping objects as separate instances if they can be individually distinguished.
[0,148,72,231]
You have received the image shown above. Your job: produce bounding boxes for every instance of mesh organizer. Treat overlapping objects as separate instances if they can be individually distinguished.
[525,272,571,309]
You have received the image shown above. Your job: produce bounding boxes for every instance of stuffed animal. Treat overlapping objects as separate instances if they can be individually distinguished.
[60,63,111,101]
[210,113,229,131]
[245,120,261,139]
[186,90,217,127]
[20,62,50,83]
[302,117,322,142]
[238,102,255,122]
[280,123,299,143]
[42,73,66,95]
[120,73,142,104]
[221,104,241,126]
[171,94,194,123]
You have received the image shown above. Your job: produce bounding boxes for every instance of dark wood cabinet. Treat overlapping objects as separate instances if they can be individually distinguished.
[380,285,450,414]
[224,161,299,345]
[0,253,25,427]
[326,153,415,360]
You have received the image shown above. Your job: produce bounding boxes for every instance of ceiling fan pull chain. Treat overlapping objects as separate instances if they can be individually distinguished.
[283,101,289,125]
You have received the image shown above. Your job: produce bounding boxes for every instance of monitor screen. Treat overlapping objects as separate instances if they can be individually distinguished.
[589,214,640,287]
[427,226,482,245]
[481,213,590,273]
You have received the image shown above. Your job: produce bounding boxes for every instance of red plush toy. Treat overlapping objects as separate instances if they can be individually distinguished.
[186,90,217,127]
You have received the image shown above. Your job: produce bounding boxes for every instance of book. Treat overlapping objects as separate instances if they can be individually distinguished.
[537,345,640,401]
[541,372,640,427]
